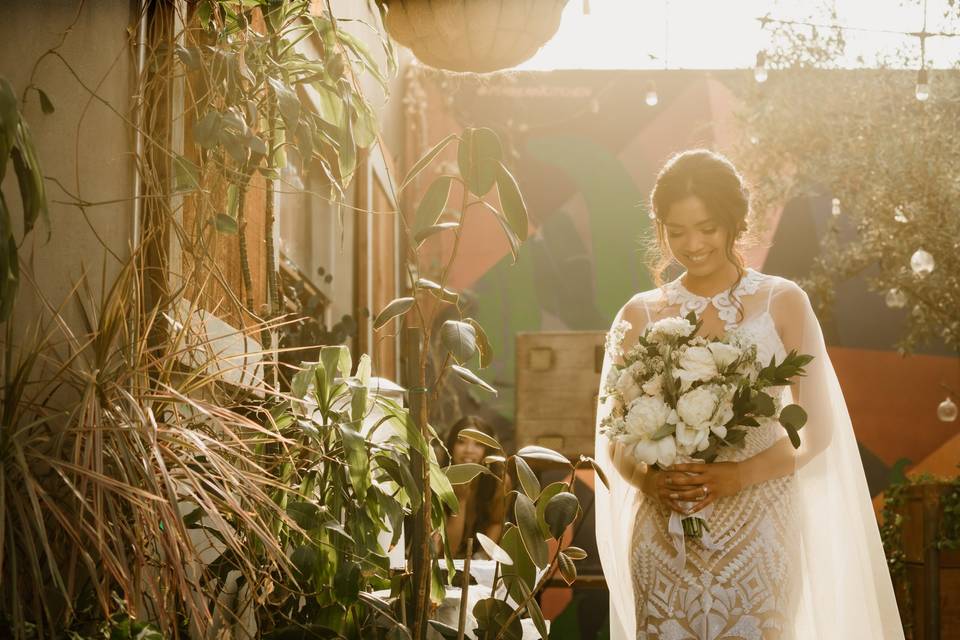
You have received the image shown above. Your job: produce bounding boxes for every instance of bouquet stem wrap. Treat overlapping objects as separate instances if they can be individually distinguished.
[667,456,719,571]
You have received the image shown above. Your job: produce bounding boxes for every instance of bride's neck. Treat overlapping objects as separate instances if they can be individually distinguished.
[681,261,743,298]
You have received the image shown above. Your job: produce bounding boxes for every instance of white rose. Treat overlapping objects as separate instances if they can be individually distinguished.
[641,373,663,397]
[648,317,695,344]
[624,396,674,438]
[632,436,677,467]
[675,346,718,390]
[708,341,741,370]
[676,385,719,428]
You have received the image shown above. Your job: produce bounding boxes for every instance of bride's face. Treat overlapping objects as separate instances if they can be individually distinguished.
[663,195,731,277]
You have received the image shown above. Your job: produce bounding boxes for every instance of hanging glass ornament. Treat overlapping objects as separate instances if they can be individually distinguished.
[910,248,935,277]
[645,81,659,106]
[831,198,841,217]
[885,288,907,309]
[754,51,768,83]
[915,68,930,102]
[938,396,958,422]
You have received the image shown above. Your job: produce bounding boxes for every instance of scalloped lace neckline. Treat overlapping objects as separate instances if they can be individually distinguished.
[664,268,765,331]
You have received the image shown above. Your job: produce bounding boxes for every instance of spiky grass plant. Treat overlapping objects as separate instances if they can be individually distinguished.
[0,256,301,638]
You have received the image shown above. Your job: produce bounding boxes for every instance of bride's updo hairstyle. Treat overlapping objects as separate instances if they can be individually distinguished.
[647,149,751,288]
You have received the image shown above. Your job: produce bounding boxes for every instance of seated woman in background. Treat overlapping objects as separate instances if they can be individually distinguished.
[442,416,512,559]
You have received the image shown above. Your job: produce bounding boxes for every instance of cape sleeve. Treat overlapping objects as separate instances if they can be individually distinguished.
[594,301,643,640]
[772,280,904,639]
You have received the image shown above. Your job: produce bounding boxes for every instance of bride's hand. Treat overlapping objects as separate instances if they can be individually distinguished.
[640,467,696,514]
[664,461,744,513]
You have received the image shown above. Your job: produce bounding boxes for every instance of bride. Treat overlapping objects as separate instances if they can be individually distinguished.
[594,149,904,639]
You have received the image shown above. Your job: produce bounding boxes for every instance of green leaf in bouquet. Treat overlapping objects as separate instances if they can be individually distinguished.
[515,455,541,500]
[651,423,676,440]
[779,403,808,429]
[751,391,776,417]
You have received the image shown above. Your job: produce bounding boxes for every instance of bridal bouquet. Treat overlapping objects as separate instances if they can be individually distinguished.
[600,312,813,537]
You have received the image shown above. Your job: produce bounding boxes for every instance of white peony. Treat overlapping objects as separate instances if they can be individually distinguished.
[676,385,720,428]
[708,341,741,370]
[675,421,711,453]
[641,373,663,397]
[632,436,678,467]
[615,366,643,404]
[648,317,695,344]
[624,395,674,439]
[675,346,719,390]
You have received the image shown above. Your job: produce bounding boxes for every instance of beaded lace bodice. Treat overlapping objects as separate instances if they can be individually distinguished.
[627,269,802,639]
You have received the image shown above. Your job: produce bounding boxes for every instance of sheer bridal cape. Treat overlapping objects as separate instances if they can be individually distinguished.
[594,269,904,639]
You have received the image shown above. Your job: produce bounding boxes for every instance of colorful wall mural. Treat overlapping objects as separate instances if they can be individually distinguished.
[403,66,960,498]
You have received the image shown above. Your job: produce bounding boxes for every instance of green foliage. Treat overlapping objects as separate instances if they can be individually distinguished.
[735,8,960,353]
[0,77,49,322]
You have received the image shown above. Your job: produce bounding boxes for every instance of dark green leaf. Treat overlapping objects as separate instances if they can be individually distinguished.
[517,445,570,467]
[514,455,540,500]
[499,524,536,605]
[535,482,567,539]
[779,403,808,430]
[269,78,301,132]
[473,597,522,640]
[450,364,497,395]
[413,176,452,233]
[457,127,502,196]
[588,457,609,490]
[0,78,20,174]
[413,221,459,246]
[373,296,415,330]
[427,621,458,640]
[515,494,548,568]
[494,161,528,242]
[400,133,457,192]
[193,111,221,149]
[213,213,238,234]
[544,492,579,539]
[337,422,369,499]
[563,546,588,560]
[457,427,501,451]
[37,89,54,114]
[466,318,493,368]
[440,319,477,363]
[173,154,200,192]
[475,531,513,565]
[444,462,492,486]
[558,551,577,585]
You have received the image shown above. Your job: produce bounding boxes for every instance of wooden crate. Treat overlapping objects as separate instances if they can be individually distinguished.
[515,331,606,460]
[897,482,960,639]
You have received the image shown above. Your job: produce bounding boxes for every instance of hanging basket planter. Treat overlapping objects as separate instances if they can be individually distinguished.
[381,0,568,73]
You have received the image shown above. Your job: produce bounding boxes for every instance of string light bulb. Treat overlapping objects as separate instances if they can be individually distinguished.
[831,198,841,217]
[645,81,659,106]
[938,396,958,422]
[894,207,909,223]
[885,288,907,309]
[754,51,768,83]
[915,68,930,101]
[910,248,935,277]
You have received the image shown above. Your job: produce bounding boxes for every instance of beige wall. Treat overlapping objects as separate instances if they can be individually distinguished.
[0,0,409,349]
[0,0,135,336]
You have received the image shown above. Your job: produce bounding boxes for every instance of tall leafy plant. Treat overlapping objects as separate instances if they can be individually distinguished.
[0,77,48,322]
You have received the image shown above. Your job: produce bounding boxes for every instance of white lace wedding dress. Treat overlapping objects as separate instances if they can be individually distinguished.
[594,268,904,640]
